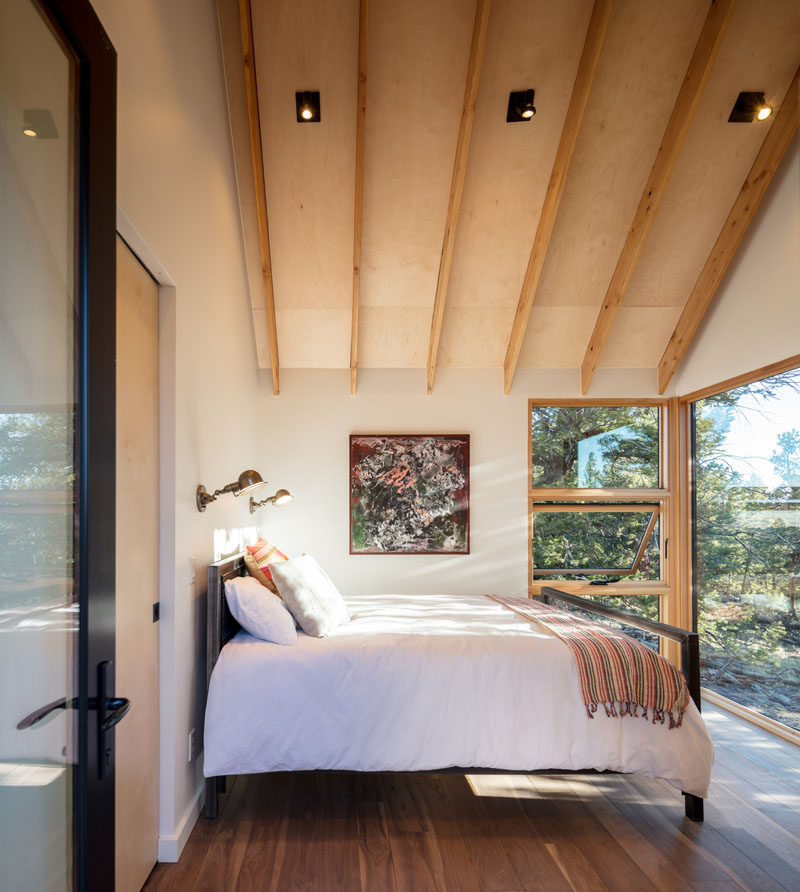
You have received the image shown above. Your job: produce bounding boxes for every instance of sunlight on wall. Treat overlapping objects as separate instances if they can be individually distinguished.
[213,526,258,561]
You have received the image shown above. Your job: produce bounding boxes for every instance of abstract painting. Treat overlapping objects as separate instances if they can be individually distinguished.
[349,434,470,554]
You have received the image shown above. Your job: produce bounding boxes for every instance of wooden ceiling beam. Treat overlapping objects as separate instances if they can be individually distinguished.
[350,0,368,395]
[425,0,492,395]
[217,0,271,376]
[218,0,280,394]
[658,67,800,394]
[502,0,612,395]
[579,0,734,395]
[238,0,280,394]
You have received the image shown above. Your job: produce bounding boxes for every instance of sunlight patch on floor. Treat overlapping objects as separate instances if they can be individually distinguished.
[752,790,800,806]
[465,773,606,800]
[466,774,536,798]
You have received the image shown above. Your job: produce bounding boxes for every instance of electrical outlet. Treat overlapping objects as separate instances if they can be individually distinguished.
[188,728,196,762]
[189,555,196,584]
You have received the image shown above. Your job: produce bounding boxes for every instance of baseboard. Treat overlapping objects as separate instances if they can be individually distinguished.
[702,687,800,747]
[157,780,205,863]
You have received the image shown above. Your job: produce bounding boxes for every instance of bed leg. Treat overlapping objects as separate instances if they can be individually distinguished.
[204,777,218,820]
[683,792,704,822]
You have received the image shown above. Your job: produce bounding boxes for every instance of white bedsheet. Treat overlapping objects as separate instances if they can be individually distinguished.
[203,593,714,797]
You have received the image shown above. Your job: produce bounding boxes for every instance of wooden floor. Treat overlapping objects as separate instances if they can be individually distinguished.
[144,704,800,891]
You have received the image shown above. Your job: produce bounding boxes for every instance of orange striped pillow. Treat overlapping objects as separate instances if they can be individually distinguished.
[245,537,289,592]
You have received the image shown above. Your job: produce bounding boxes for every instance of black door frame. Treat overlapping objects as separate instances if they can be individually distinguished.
[36,0,117,888]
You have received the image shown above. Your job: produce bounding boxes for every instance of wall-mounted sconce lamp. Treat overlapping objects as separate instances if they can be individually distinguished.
[196,469,266,512]
[250,488,294,513]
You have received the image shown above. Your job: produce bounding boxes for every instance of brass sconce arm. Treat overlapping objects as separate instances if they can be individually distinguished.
[249,488,293,513]
[196,470,267,512]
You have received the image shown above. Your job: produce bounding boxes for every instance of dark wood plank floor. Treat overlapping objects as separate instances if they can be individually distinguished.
[143,705,800,891]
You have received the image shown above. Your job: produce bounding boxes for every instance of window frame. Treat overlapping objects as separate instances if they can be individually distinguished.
[680,354,800,743]
[531,503,659,576]
[528,398,673,600]
[679,355,800,629]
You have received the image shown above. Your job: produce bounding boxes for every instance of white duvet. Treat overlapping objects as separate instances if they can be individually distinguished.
[204,593,714,797]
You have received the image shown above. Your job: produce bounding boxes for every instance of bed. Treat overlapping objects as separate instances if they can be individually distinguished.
[203,554,713,821]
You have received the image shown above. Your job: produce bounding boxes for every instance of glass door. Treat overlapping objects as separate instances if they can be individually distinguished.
[0,0,118,889]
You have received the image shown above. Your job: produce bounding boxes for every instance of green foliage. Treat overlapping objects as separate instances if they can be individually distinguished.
[530,405,660,579]
[530,405,659,488]
[532,510,659,579]
[0,412,74,601]
[529,376,800,729]
[694,370,800,729]
[695,374,800,620]
[699,598,786,667]
[588,593,659,621]
[0,412,74,490]
[770,429,800,486]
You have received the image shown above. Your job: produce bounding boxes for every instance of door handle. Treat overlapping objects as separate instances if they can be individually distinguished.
[98,661,131,780]
[17,665,131,781]
[102,697,131,731]
[16,697,78,730]
[18,695,129,731]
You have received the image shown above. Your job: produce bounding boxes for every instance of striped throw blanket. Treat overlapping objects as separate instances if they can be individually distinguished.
[490,595,690,729]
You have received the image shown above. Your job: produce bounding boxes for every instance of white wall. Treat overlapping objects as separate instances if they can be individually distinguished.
[251,367,662,598]
[674,132,800,395]
[255,369,529,597]
[91,0,267,859]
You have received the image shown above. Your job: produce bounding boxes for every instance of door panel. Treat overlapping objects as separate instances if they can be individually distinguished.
[0,2,78,888]
[115,237,159,891]
[0,0,117,889]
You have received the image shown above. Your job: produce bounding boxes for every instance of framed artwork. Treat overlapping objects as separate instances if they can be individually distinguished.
[349,434,470,554]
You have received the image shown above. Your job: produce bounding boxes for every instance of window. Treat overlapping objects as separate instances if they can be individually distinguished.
[691,367,800,732]
[529,401,669,608]
[532,505,659,578]
[530,404,660,489]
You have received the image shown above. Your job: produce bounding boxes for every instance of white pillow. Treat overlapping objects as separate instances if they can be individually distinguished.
[269,555,350,638]
[224,575,297,645]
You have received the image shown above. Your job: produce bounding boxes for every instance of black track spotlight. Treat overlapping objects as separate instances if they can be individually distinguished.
[295,90,321,123]
[507,89,536,123]
[728,91,772,123]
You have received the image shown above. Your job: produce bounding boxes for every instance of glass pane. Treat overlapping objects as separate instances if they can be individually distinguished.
[694,368,800,732]
[556,595,661,650]
[532,509,660,578]
[531,405,660,488]
[0,0,76,887]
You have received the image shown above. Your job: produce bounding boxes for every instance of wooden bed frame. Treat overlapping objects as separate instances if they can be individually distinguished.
[204,554,704,822]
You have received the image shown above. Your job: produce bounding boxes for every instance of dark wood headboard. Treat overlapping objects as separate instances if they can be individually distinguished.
[206,553,247,695]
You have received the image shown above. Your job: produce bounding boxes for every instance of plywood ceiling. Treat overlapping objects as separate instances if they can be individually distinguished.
[220,0,800,392]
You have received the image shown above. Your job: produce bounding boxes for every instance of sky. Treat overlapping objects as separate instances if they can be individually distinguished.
[705,382,800,487]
